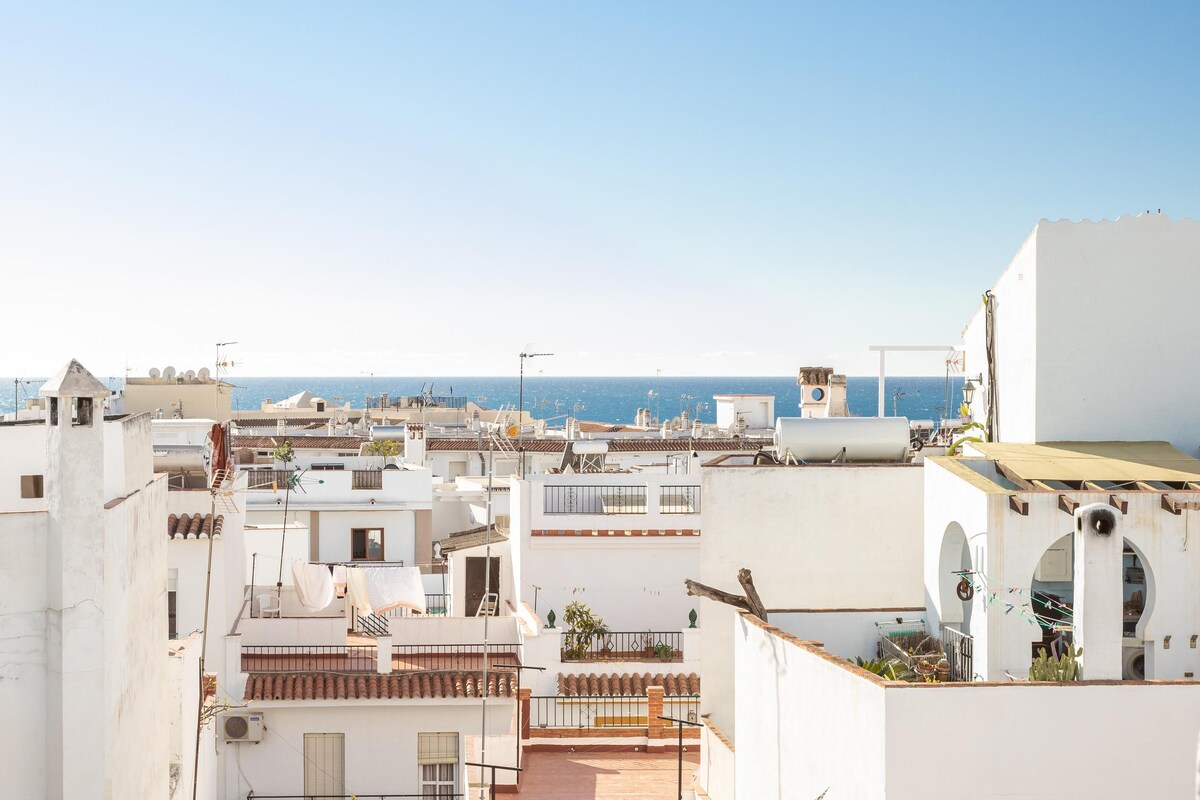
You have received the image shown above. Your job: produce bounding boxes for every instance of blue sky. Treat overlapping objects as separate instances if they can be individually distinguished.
[1,2,1196,377]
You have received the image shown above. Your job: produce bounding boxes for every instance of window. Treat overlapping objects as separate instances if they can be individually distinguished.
[168,569,178,639]
[418,732,458,797]
[20,475,44,499]
[351,528,385,561]
[74,397,94,426]
[303,733,345,798]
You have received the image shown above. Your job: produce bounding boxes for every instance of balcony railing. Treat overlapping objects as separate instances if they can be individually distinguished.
[561,631,683,662]
[659,485,701,514]
[352,470,384,490]
[530,695,700,729]
[941,624,974,682]
[243,643,522,673]
[249,795,463,799]
[242,645,379,672]
[391,643,521,671]
[245,469,295,490]
[543,485,647,515]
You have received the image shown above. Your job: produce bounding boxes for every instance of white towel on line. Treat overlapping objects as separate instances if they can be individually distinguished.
[352,566,426,615]
[331,564,348,597]
[291,562,335,612]
[346,566,373,615]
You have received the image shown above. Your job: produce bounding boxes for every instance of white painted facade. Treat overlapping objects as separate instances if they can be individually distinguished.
[509,473,703,632]
[698,461,924,741]
[732,613,1200,799]
[0,361,169,800]
[962,215,1200,451]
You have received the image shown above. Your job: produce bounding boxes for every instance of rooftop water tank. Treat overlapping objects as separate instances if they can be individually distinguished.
[774,417,911,463]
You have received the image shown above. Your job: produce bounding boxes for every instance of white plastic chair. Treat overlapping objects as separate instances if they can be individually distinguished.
[257,593,281,618]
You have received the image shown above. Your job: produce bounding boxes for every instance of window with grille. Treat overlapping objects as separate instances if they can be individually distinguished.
[418,732,458,797]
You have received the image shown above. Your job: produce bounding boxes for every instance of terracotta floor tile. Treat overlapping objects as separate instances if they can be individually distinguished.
[515,750,700,799]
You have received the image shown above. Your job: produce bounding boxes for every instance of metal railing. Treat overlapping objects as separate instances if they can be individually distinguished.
[941,624,974,682]
[531,694,700,729]
[543,485,647,515]
[249,795,463,799]
[391,643,521,672]
[243,643,522,673]
[381,594,450,617]
[352,470,384,490]
[245,469,295,490]
[242,645,379,673]
[659,485,701,514]
[561,631,683,662]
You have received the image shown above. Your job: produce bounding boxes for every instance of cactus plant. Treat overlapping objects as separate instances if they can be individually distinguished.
[1029,645,1082,682]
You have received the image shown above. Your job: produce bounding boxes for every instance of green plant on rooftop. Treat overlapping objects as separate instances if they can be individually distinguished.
[272,439,295,465]
[562,601,609,661]
[363,439,402,458]
[1029,645,1082,682]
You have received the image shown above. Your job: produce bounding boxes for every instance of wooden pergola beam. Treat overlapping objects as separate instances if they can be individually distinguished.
[1008,495,1029,516]
[1058,495,1079,516]
[1109,494,1128,514]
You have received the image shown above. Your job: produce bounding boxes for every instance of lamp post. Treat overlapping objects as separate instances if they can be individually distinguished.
[518,350,552,477]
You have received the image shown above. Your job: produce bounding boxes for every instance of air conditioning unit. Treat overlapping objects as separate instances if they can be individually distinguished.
[223,712,264,743]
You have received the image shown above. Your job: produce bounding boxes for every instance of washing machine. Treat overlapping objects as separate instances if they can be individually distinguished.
[1122,638,1145,680]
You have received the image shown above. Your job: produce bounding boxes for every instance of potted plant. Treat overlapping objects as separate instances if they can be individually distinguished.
[654,642,674,662]
[563,601,608,661]
[641,631,655,659]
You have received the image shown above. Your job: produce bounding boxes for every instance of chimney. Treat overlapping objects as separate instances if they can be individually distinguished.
[1072,503,1123,679]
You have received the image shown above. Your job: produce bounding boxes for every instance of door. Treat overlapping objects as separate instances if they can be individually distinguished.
[465,556,501,616]
[303,733,345,798]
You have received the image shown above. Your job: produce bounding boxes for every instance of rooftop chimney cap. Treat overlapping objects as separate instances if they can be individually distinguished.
[39,359,110,399]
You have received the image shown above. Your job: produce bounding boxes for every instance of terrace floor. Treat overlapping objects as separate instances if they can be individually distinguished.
[514,751,700,799]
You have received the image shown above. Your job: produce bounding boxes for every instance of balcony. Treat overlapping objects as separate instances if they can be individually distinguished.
[560,630,683,663]
[242,642,521,673]
[543,485,647,515]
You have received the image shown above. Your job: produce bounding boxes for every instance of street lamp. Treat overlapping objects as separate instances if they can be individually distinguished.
[518,350,552,477]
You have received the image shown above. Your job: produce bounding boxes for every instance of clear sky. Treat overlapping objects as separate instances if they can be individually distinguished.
[1,2,1196,378]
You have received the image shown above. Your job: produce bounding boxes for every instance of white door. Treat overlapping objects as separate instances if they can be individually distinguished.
[303,733,345,798]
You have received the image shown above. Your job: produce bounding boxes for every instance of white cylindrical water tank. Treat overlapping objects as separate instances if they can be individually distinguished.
[572,441,609,455]
[774,417,911,462]
[370,425,408,440]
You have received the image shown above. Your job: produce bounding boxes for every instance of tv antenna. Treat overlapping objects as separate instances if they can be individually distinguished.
[11,378,38,419]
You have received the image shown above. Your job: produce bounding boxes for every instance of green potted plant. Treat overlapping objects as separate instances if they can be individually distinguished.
[653,641,674,662]
[563,601,608,661]
[641,631,655,659]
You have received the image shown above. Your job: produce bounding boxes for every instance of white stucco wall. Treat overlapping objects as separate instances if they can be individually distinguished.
[963,215,1200,450]
[221,701,516,799]
[0,423,47,510]
[700,464,924,737]
[886,682,1200,799]
[928,457,1200,681]
[733,615,887,800]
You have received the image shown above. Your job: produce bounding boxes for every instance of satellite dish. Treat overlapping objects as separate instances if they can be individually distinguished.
[148,367,161,379]
[197,367,211,381]
[163,366,176,381]
[184,370,197,383]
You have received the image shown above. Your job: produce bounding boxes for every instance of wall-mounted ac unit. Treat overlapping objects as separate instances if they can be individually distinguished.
[223,712,264,743]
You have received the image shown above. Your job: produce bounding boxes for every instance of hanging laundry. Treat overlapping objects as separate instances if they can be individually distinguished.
[346,567,373,615]
[331,564,348,597]
[291,562,335,612]
[353,566,427,614]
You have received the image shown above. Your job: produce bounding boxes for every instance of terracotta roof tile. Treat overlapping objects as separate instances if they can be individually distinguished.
[556,672,700,697]
[242,670,518,702]
[167,513,224,539]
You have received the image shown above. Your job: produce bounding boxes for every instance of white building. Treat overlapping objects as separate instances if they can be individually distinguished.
[0,360,169,799]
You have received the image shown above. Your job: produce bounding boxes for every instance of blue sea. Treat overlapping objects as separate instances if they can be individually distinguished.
[3,375,967,424]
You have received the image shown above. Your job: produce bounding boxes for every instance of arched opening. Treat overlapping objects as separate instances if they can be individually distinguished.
[938,522,973,635]
[1028,534,1154,679]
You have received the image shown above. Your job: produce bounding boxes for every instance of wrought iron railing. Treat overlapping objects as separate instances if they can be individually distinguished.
[391,643,521,672]
[243,643,522,673]
[249,795,463,799]
[560,631,683,662]
[531,694,700,729]
[245,469,296,490]
[543,485,647,515]
[241,645,379,672]
[659,485,701,514]
[941,624,974,682]
[352,470,384,490]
